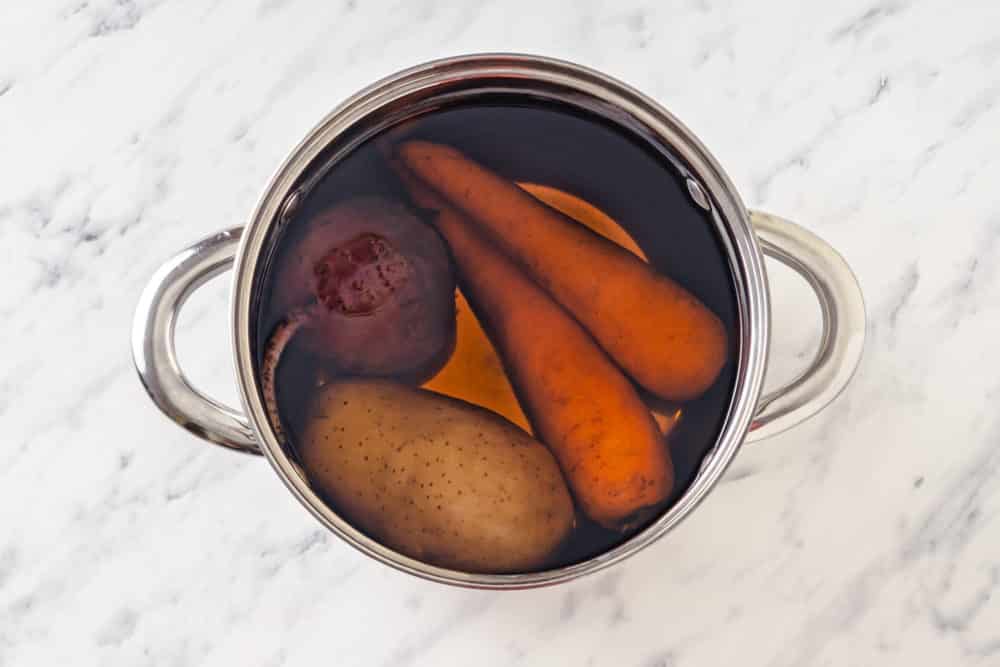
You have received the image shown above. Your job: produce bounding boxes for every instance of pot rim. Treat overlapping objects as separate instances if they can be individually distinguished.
[231,53,770,589]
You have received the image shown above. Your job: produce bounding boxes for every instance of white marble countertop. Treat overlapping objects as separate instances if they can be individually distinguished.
[3,1,1000,665]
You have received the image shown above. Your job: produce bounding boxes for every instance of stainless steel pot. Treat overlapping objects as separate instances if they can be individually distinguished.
[132,54,866,589]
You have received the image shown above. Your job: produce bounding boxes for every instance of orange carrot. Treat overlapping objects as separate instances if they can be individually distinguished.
[393,160,673,528]
[396,141,728,401]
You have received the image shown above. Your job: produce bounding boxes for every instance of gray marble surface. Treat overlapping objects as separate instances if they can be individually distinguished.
[2,1,999,665]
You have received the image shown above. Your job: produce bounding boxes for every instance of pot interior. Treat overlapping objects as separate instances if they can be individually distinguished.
[233,56,766,588]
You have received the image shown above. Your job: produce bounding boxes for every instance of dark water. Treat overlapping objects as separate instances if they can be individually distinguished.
[255,101,739,570]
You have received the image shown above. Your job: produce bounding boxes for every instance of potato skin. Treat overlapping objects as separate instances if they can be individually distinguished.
[297,379,575,573]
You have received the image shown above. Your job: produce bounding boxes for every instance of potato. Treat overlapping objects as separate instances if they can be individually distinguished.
[297,379,575,573]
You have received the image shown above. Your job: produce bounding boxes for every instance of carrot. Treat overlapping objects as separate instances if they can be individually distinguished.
[395,141,728,401]
[423,182,683,439]
[518,182,647,261]
[392,160,673,529]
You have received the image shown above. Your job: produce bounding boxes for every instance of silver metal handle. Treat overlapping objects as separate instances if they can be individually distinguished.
[131,227,262,455]
[746,211,866,442]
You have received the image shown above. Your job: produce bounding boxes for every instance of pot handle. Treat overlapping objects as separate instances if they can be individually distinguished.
[131,227,262,455]
[746,211,866,443]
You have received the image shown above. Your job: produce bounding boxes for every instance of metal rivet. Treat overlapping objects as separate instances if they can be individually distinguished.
[686,178,711,212]
[278,188,302,226]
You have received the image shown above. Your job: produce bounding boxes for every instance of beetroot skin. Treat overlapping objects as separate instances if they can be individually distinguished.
[271,197,456,382]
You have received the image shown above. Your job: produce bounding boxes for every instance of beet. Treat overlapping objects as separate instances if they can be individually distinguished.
[269,197,456,383]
